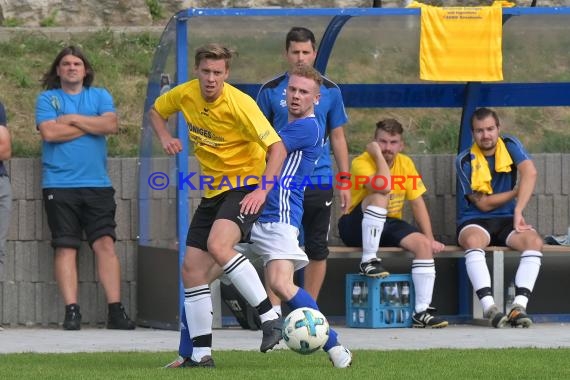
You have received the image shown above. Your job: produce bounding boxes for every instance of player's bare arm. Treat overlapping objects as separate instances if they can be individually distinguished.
[148,107,182,155]
[240,140,287,215]
[364,141,391,195]
[330,126,351,213]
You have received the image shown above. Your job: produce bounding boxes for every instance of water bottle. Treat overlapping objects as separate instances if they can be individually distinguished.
[505,281,515,312]
[390,282,400,306]
[401,283,410,306]
[383,283,392,305]
[358,309,365,324]
[361,282,368,305]
[352,282,362,305]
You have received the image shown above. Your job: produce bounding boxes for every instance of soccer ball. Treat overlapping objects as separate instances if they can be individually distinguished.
[282,307,330,355]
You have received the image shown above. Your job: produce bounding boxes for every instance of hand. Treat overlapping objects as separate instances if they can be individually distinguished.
[514,209,532,232]
[339,188,351,214]
[431,240,445,254]
[161,137,182,155]
[239,187,267,215]
[366,141,382,159]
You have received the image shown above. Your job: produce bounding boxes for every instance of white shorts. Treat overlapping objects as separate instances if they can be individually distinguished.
[236,222,308,271]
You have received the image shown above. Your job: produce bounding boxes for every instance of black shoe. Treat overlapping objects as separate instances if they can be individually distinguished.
[107,303,136,330]
[359,258,390,278]
[63,303,82,331]
[412,307,448,328]
[507,304,533,328]
[164,355,215,368]
[484,304,508,328]
[260,316,283,353]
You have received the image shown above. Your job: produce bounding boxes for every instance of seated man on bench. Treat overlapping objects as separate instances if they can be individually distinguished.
[338,118,447,328]
[456,107,543,328]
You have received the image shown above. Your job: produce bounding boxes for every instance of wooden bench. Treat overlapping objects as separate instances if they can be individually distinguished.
[328,244,570,320]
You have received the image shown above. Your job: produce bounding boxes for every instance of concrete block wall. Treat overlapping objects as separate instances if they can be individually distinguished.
[1,154,570,326]
[1,158,140,327]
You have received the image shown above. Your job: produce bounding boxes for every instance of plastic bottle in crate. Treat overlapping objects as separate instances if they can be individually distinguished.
[352,281,362,305]
[389,282,400,306]
[401,282,410,306]
[383,283,392,305]
[361,282,368,305]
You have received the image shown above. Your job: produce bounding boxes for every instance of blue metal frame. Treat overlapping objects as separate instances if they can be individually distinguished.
[140,6,570,323]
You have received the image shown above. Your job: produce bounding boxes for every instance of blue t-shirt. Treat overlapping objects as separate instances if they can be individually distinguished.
[0,101,7,176]
[259,116,323,228]
[35,87,115,188]
[455,134,531,226]
[256,72,348,185]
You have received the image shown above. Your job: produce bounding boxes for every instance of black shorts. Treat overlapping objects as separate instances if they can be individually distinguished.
[338,202,418,247]
[43,187,117,249]
[186,187,263,251]
[300,187,334,261]
[457,217,513,246]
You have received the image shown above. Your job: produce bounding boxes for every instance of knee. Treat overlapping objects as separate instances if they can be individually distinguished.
[412,235,433,259]
[527,233,544,251]
[365,193,389,206]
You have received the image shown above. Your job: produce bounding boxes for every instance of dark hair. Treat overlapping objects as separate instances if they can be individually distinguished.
[471,107,500,129]
[290,65,322,87]
[41,46,94,90]
[285,27,316,51]
[375,118,403,138]
[194,43,237,70]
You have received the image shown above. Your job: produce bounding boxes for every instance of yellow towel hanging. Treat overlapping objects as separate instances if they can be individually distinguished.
[408,1,514,82]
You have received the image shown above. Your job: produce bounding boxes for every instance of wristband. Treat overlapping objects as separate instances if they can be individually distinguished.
[339,175,351,180]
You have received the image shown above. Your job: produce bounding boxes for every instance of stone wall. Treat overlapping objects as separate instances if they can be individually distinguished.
[0,1,564,27]
[1,154,570,326]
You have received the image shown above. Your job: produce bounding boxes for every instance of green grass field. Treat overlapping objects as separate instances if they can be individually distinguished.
[1,349,569,379]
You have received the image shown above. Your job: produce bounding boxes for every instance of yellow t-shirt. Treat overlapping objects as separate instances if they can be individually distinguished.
[349,153,426,219]
[154,80,281,198]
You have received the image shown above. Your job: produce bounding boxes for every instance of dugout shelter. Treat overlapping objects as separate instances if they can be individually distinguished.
[137,6,570,329]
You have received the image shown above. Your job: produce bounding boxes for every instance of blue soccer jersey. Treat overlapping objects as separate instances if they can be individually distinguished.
[257,72,347,185]
[35,87,114,188]
[259,116,323,228]
[455,134,531,226]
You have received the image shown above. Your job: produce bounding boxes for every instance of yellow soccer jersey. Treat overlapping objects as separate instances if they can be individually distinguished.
[348,152,426,219]
[154,80,281,198]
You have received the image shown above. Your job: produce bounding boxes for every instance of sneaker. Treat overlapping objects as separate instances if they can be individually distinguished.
[107,304,136,330]
[63,303,81,331]
[484,304,508,328]
[163,355,215,368]
[412,307,448,328]
[507,304,533,328]
[359,258,389,278]
[260,316,283,353]
[328,345,352,368]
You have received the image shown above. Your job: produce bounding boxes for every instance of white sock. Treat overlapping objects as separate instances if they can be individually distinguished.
[361,206,387,263]
[272,305,282,317]
[513,250,542,309]
[185,285,213,361]
[223,253,268,308]
[465,249,496,311]
[192,347,211,362]
[412,259,435,313]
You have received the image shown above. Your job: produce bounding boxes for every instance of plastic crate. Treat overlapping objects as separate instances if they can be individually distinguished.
[345,273,415,328]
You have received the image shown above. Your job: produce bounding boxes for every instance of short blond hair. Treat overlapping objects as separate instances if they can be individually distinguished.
[194,43,237,69]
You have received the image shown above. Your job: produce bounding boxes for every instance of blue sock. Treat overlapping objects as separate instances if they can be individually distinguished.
[286,288,338,352]
[178,307,193,358]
